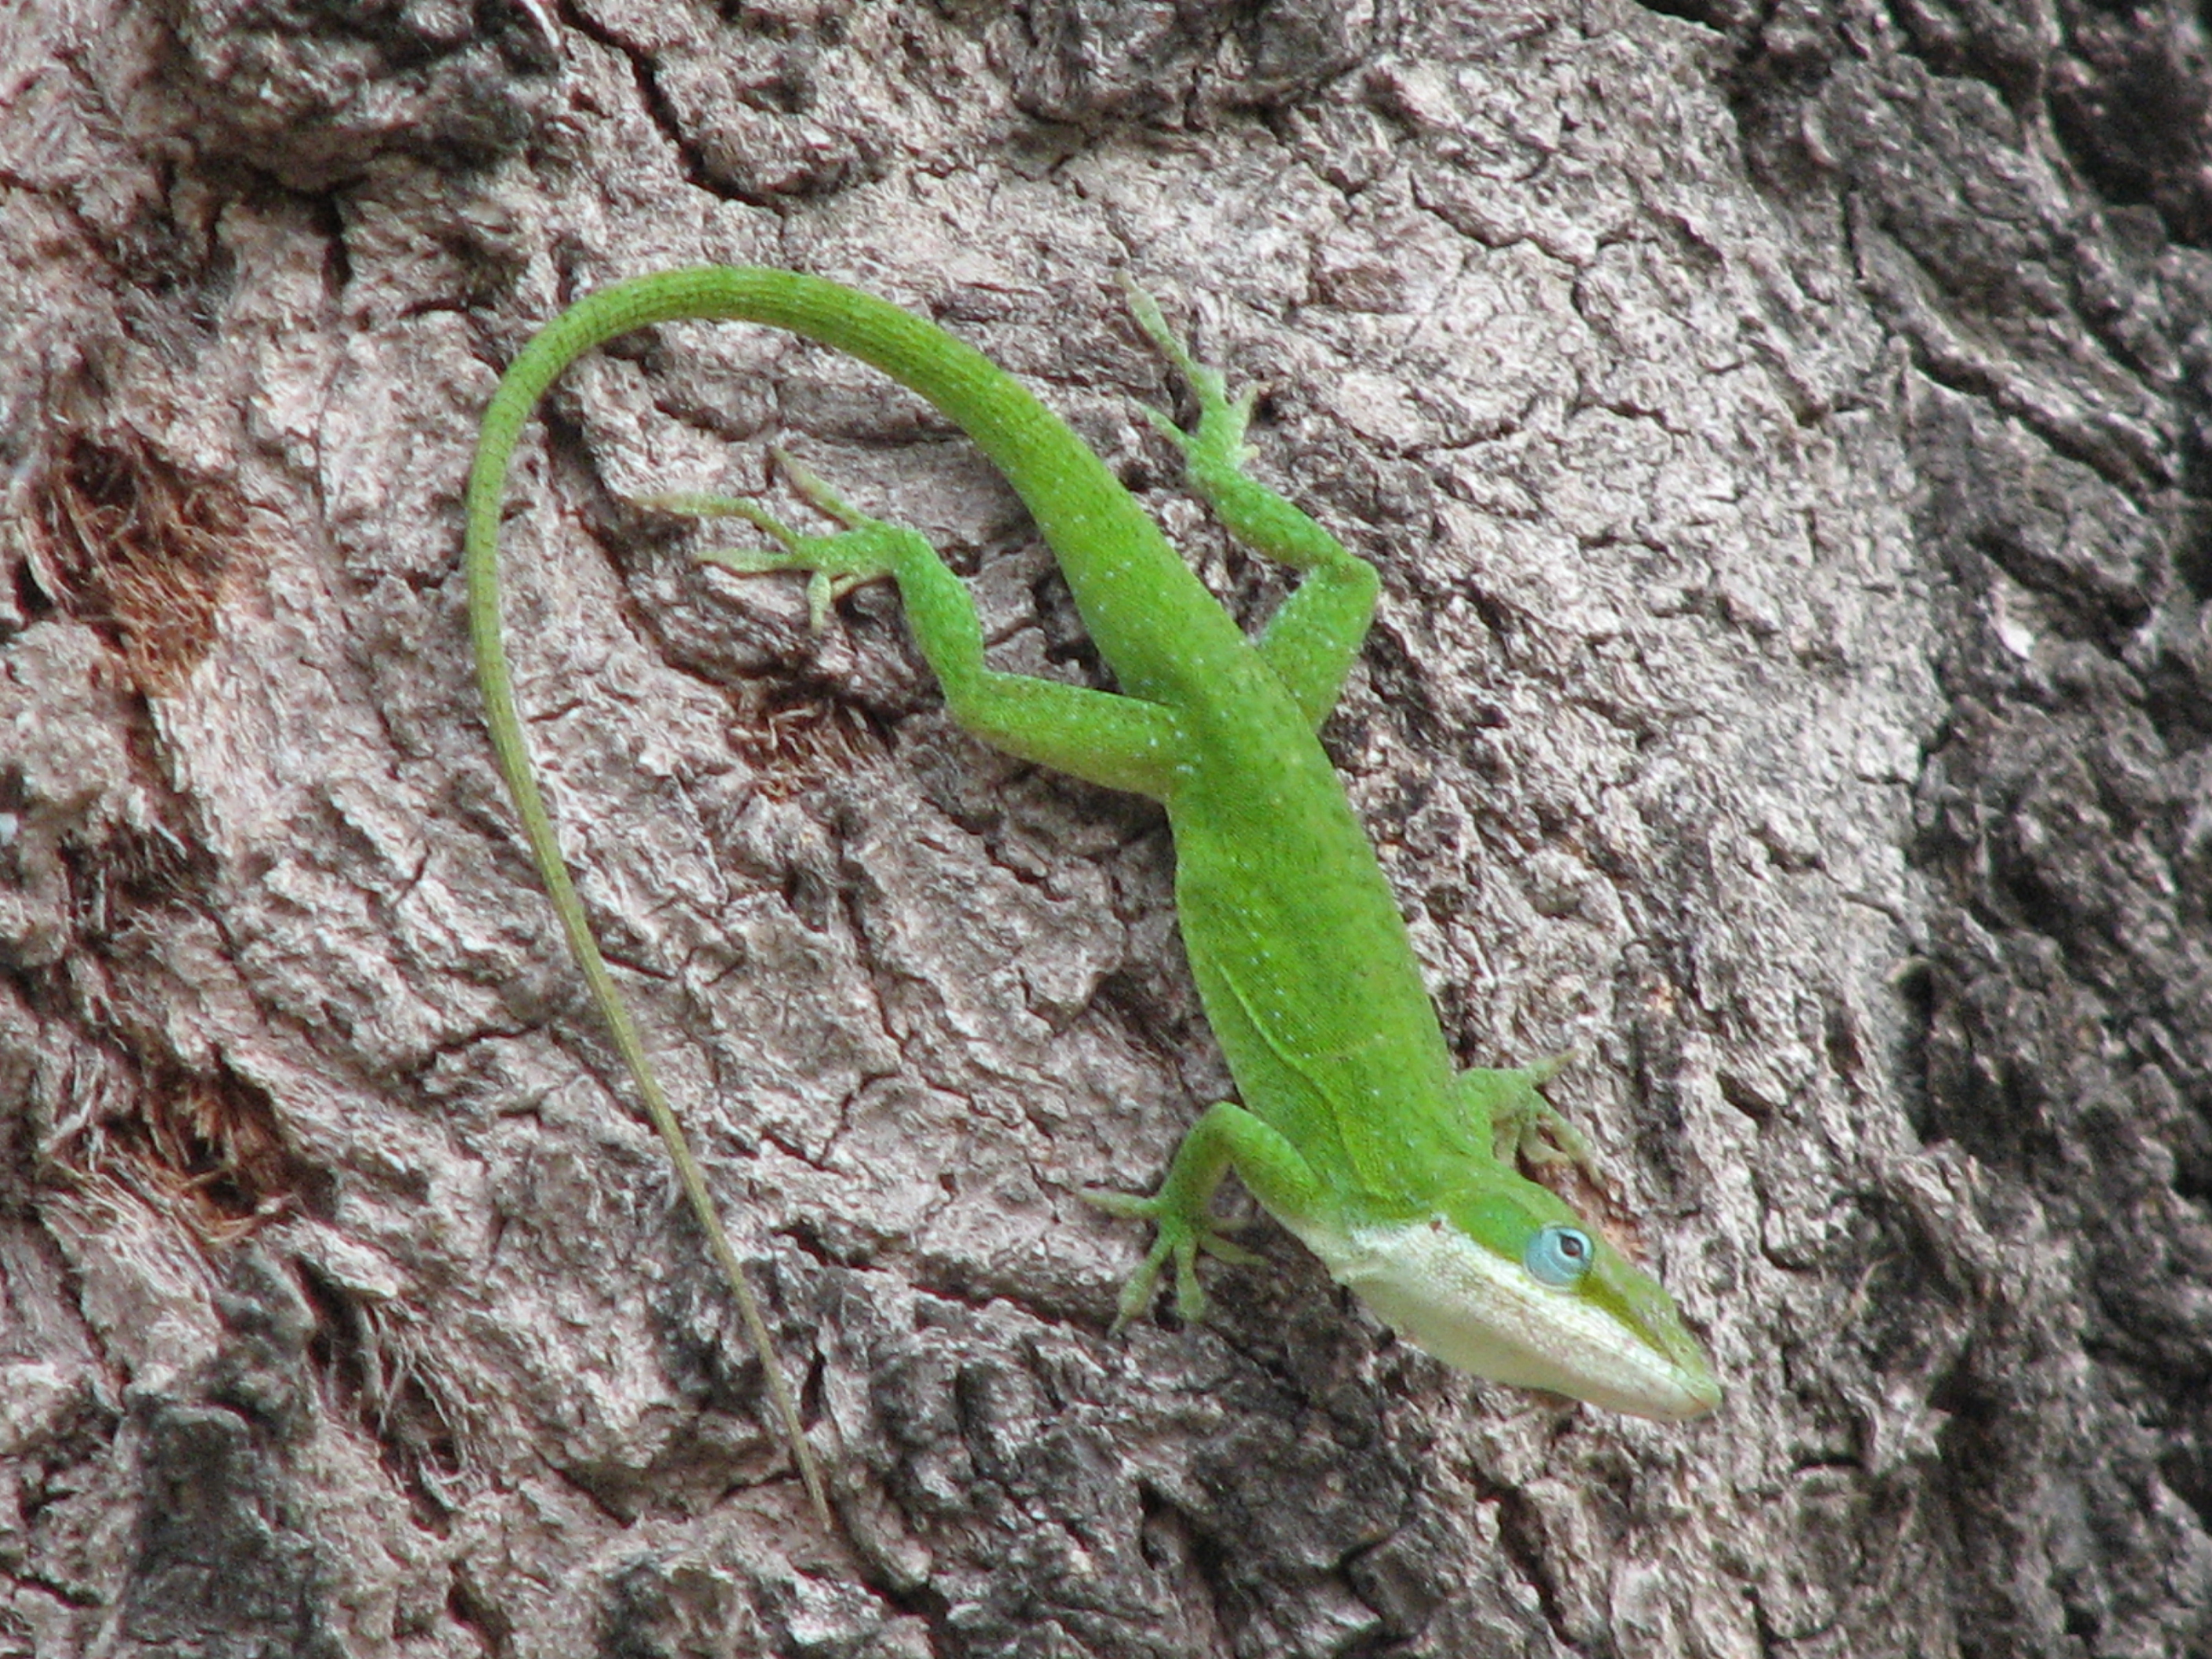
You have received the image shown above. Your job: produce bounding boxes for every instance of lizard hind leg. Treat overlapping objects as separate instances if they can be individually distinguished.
[684,449,1192,802]
[1120,280,1379,728]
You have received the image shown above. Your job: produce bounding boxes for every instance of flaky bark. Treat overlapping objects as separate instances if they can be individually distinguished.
[3,0,2207,1654]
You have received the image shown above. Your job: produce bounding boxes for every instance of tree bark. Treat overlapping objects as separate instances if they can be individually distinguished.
[2,0,2207,1654]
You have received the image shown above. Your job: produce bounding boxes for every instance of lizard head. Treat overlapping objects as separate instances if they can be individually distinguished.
[1320,1181,1723,1422]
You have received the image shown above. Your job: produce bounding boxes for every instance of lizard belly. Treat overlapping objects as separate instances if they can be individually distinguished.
[1166,760,1456,1188]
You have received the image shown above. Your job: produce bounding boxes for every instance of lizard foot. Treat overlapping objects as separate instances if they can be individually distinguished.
[1083,1185,1258,1332]
[1455,1057,1599,1178]
[655,450,923,630]
[1120,277,1262,485]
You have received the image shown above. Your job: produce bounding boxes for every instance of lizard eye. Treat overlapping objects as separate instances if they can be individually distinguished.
[1525,1223,1594,1287]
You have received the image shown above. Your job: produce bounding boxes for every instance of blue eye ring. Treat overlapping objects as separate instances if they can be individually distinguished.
[1525,1222,1594,1287]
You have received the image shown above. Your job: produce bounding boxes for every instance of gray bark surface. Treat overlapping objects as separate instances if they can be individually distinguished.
[1,0,2206,1654]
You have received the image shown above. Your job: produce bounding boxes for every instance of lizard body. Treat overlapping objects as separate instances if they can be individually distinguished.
[463,268,1721,1525]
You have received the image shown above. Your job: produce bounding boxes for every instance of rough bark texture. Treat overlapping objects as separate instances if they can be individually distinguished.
[2,0,2207,1654]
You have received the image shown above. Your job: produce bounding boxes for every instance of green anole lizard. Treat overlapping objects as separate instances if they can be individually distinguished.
[463,268,1722,1527]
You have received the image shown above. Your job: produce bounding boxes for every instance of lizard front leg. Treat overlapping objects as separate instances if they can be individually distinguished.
[1086,1100,1333,1330]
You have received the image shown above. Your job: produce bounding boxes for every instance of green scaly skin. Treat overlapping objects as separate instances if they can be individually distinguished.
[463,269,1721,1529]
